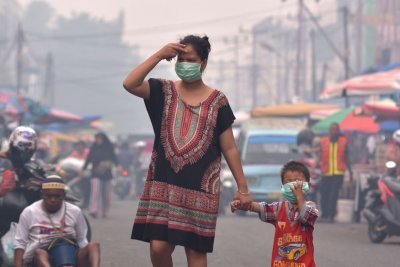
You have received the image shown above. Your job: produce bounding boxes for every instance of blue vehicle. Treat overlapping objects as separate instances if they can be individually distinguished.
[220,127,300,214]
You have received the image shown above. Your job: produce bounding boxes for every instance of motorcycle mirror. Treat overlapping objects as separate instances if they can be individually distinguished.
[385,161,397,169]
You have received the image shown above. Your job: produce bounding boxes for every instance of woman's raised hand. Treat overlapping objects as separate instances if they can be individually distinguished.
[156,43,186,61]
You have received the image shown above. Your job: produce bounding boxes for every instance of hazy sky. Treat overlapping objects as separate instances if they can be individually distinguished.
[16,0,335,134]
[18,0,302,58]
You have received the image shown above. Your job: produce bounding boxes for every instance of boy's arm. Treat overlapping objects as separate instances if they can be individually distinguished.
[299,201,319,226]
[258,202,280,224]
[231,201,279,224]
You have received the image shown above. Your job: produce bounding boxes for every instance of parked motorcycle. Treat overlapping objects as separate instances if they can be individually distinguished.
[362,161,400,243]
[113,169,132,200]
[0,160,92,266]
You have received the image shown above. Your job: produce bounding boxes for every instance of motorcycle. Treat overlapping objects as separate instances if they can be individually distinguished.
[0,160,92,266]
[113,168,132,200]
[57,157,90,209]
[218,175,236,216]
[362,161,400,243]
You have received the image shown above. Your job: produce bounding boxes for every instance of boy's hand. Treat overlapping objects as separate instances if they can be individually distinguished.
[230,200,241,213]
[291,180,305,204]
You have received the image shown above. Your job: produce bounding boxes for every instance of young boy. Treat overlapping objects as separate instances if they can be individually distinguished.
[231,161,319,267]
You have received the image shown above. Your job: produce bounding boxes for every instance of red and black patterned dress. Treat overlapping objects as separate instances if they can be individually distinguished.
[131,78,235,253]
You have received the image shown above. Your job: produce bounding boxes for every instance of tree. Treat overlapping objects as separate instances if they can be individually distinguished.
[21,3,151,133]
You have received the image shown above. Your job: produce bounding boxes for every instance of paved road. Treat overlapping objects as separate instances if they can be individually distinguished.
[88,198,399,267]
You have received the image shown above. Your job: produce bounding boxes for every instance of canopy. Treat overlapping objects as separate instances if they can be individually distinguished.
[251,103,339,118]
[0,90,84,125]
[0,91,29,120]
[309,108,341,120]
[34,108,83,124]
[320,69,400,99]
[313,107,379,133]
[362,98,400,120]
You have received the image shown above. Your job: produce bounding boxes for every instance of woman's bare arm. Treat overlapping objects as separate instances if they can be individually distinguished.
[122,43,186,99]
[219,127,252,209]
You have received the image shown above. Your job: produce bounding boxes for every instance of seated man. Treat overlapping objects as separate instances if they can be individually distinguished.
[14,175,100,267]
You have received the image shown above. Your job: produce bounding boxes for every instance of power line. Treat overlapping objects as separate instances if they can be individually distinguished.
[18,3,297,42]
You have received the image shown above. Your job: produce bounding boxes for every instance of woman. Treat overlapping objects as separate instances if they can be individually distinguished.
[123,35,251,267]
[81,132,117,218]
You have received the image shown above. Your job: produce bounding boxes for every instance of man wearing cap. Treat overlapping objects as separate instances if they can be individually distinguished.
[14,175,100,267]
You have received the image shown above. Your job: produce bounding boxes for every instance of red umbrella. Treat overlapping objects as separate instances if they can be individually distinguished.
[320,69,400,99]
[313,107,379,133]
[341,111,380,133]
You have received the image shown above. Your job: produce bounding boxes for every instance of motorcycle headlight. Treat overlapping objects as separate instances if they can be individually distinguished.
[386,161,397,169]
[223,180,234,188]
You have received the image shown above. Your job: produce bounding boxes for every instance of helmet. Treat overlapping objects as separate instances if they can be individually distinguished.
[393,129,400,144]
[8,126,38,164]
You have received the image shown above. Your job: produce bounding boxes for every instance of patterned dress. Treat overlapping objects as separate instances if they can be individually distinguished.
[131,78,235,253]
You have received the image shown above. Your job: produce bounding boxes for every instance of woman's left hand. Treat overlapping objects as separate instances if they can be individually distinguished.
[234,191,252,210]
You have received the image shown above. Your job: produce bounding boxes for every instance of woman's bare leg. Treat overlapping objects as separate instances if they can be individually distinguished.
[150,240,175,267]
[185,247,207,267]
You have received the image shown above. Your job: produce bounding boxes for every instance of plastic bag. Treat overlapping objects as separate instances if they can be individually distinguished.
[1,222,17,266]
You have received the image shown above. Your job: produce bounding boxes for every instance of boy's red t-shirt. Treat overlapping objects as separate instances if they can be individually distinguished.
[270,202,316,267]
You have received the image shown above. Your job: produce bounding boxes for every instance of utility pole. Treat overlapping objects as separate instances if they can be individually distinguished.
[233,35,240,111]
[16,23,24,95]
[251,31,258,108]
[320,63,328,93]
[310,29,317,101]
[355,0,363,73]
[342,6,350,107]
[44,52,54,106]
[294,0,305,99]
[303,4,355,76]
[342,6,350,80]
[283,33,290,103]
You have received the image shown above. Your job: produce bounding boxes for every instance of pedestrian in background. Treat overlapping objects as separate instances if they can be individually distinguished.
[231,161,319,267]
[318,123,352,223]
[80,132,117,218]
[123,34,251,267]
[69,140,89,160]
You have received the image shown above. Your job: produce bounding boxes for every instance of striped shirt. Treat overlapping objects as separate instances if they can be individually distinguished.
[259,201,319,226]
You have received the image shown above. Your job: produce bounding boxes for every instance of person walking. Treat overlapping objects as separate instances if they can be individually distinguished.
[231,161,319,267]
[69,140,89,160]
[123,34,251,267]
[80,132,117,218]
[318,123,352,223]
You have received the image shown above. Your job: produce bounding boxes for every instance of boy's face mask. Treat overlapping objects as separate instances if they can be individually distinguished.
[281,181,309,204]
[175,62,202,82]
